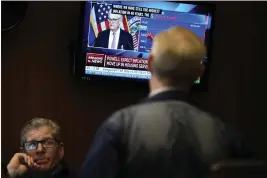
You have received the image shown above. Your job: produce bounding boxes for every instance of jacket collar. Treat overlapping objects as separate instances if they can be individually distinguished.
[143,89,190,104]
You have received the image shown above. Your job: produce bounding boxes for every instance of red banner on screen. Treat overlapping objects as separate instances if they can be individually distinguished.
[86,53,105,66]
[86,53,148,71]
[105,55,148,71]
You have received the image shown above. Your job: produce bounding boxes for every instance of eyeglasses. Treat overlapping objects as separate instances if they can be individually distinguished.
[108,18,120,22]
[23,138,59,151]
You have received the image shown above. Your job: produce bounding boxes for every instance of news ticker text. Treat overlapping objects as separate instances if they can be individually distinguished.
[112,4,162,18]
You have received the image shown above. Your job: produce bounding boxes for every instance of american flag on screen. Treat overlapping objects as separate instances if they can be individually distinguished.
[128,16,141,51]
[90,3,129,37]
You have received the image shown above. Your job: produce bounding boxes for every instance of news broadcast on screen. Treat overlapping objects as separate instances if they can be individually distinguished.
[82,1,214,83]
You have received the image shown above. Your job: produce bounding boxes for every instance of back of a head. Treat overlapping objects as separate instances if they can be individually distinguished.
[150,27,206,86]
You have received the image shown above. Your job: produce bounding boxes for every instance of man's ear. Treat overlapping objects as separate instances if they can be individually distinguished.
[20,146,25,153]
[58,143,64,159]
[198,63,205,78]
[148,54,154,74]
[194,63,205,82]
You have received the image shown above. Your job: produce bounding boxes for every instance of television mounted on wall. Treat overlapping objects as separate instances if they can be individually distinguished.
[74,1,215,90]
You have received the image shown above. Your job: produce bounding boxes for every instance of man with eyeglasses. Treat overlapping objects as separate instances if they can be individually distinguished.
[94,11,134,50]
[4,118,71,178]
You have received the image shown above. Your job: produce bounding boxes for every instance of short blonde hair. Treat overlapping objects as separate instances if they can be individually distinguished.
[151,27,206,85]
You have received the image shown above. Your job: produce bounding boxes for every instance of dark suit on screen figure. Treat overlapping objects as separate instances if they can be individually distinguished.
[94,12,134,50]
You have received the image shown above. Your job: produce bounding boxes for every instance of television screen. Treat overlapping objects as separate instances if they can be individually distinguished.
[77,1,215,85]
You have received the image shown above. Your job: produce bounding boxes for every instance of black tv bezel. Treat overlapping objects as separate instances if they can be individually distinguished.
[73,1,216,91]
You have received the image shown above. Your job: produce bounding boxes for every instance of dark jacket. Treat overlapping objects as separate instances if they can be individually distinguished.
[3,161,73,178]
[94,29,134,50]
[79,90,251,178]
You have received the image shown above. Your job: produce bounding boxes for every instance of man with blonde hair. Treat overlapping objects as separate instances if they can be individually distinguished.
[80,27,249,178]
[3,118,71,178]
[149,27,205,88]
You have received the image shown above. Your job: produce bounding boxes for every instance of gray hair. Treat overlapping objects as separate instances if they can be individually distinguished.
[20,118,61,145]
[151,27,206,86]
[108,10,122,20]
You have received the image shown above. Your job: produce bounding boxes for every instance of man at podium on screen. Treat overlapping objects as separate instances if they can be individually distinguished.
[94,11,134,50]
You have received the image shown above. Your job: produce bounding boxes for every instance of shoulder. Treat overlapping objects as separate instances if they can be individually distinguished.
[101,105,138,134]
[98,29,110,37]
[52,161,75,178]
[120,29,132,38]
[103,100,219,131]
[124,101,219,125]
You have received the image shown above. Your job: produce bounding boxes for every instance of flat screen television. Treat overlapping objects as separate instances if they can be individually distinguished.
[74,1,215,90]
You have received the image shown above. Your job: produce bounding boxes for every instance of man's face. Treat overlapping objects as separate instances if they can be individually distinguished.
[108,15,121,31]
[23,126,64,171]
